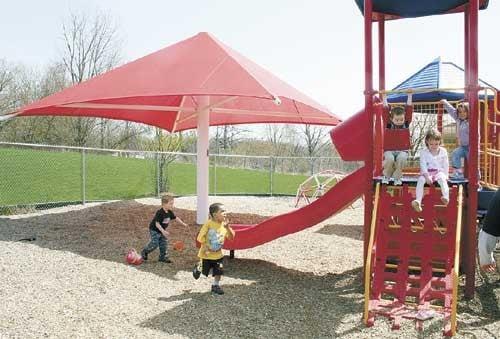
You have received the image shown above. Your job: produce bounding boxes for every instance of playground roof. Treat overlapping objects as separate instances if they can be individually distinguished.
[11,32,340,131]
[355,0,489,21]
[388,57,497,103]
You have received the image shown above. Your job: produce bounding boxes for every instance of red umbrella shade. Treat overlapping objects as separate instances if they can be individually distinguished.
[12,32,341,131]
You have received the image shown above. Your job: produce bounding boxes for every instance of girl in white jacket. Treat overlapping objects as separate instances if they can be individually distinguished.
[412,129,450,212]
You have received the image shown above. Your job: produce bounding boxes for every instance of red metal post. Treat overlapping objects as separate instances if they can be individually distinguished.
[363,0,374,268]
[437,105,443,132]
[378,19,385,91]
[465,0,479,298]
[464,6,469,101]
[374,18,385,175]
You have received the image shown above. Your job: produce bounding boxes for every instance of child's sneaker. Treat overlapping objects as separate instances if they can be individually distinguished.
[192,264,201,280]
[394,179,402,186]
[159,258,172,263]
[211,285,224,295]
[412,200,422,212]
[441,197,449,205]
[381,176,389,185]
[450,172,464,180]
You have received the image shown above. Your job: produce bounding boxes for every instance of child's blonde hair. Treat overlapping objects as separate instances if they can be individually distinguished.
[425,129,442,146]
[161,193,174,204]
[457,102,469,113]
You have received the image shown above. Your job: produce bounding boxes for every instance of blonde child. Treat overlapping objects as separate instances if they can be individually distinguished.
[192,203,235,295]
[382,106,409,185]
[440,99,469,179]
[412,129,450,212]
[140,193,188,263]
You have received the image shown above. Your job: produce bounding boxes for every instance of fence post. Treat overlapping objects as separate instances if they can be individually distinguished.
[213,154,217,196]
[269,156,274,196]
[156,152,160,197]
[81,149,86,205]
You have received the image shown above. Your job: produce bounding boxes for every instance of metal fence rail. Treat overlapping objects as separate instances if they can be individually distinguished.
[0,142,360,211]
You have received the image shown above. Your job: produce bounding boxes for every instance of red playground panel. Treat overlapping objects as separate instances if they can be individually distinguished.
[365,184,463,336]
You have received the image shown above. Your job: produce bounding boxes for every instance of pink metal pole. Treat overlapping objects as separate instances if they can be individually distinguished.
[363,0,374,268]
[465,0,479,298]
[374,18,385,175]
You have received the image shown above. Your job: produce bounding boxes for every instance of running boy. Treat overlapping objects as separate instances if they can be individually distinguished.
[412,129,450,212]
[193,202,235,295]
[141,193,188,263]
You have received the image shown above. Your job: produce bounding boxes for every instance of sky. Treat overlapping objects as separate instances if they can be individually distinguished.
[1,0,500,121]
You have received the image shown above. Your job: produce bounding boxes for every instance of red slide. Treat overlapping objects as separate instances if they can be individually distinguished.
[223,166,367,250]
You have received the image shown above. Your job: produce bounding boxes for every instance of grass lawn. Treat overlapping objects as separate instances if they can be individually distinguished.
[0,147,308,207]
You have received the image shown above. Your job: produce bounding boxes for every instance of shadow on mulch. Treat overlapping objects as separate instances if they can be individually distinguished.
[0,200,268,279]
[1,200,498,338]
[146,262,366,338]
[315,223,364,241]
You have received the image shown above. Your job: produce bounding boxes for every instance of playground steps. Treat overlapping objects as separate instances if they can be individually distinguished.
[365,183,463,336]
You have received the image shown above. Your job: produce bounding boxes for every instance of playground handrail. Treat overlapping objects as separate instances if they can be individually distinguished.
[450,184,464,336]
[363,182,380,324]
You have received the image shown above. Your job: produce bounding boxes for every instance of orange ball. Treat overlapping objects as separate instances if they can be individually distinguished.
[173,240,185,252]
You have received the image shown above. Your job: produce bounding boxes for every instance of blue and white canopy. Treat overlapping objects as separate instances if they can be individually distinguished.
[355,0,489,21]
[388,57,496,103]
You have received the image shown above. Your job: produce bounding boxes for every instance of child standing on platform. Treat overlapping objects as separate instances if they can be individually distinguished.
[440,99,470,179]
[412,129,450,212]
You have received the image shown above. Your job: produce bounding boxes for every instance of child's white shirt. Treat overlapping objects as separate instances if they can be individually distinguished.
[419,147,449,178]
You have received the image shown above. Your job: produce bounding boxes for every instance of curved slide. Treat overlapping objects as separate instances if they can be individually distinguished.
[223,166,367,250]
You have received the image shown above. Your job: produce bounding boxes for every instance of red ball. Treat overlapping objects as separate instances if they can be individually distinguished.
[125,249,143,265]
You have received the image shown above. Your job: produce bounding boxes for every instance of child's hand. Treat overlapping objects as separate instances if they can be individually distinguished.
[481,263,496,273]
[439,99,446,105]
[425,177,432,185]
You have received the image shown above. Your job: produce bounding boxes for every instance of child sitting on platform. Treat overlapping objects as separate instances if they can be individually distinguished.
[412,129,450,212]
[382,94,411,185]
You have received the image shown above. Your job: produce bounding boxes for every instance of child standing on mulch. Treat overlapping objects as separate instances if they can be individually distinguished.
[192,202,235,295]
[141,193,188,263]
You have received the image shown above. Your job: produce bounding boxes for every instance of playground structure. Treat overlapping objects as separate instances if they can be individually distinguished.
[3,1,499,337]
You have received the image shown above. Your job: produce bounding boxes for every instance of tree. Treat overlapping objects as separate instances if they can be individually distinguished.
[212,125,247,153]
[297,124,331,174]
[60,10,122,147]
[147,128,183,194]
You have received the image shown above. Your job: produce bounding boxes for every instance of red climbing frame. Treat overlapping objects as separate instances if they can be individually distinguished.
[366,183,463,336]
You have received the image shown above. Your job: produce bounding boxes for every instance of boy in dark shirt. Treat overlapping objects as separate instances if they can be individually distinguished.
[479,188,500,272]
[141,193,188,263]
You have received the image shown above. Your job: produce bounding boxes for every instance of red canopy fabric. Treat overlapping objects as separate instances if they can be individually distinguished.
[14,32,341,131]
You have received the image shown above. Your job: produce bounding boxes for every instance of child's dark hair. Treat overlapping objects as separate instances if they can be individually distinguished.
[425,128,442,146]
[390,106,405,117]
[209,203,225,218]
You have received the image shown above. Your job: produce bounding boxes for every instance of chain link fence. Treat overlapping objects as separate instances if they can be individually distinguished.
[0,142,361,213]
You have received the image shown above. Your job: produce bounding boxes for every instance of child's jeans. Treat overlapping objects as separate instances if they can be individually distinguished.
[451,146,469,169]
[143,229,168,260]
[383,151,408,179]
